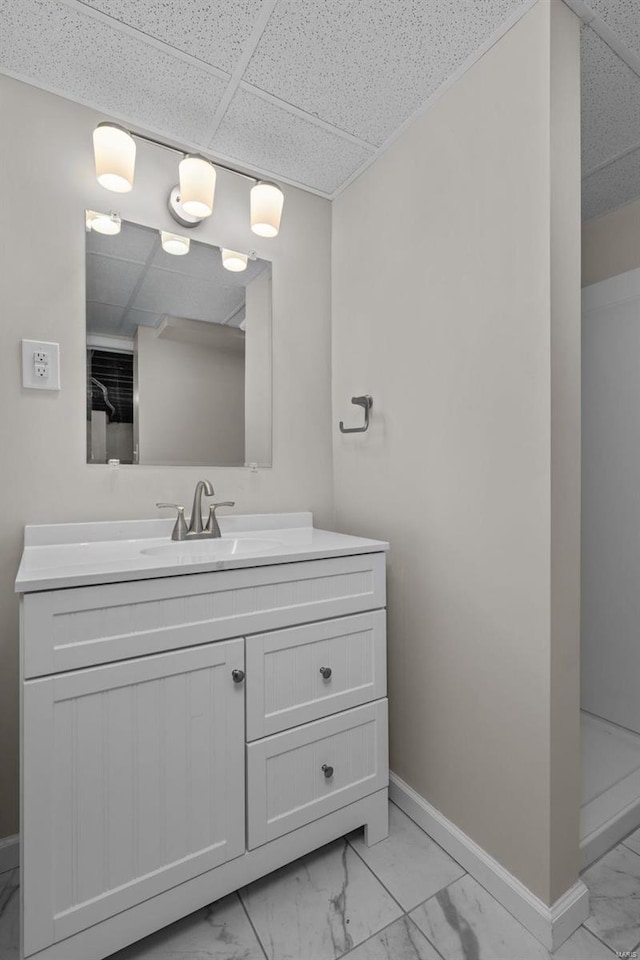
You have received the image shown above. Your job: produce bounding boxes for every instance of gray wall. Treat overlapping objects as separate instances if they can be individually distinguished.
[582,198,640,287]
[245,270,272,466]
[136,325,246,466]
[331,0,581,905]
[0,74,333,840]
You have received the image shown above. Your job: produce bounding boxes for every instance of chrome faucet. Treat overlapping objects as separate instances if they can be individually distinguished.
[189,479,214,535]
[157,479,235,541]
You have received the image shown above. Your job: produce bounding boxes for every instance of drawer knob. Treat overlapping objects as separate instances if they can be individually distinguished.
[319,666,332,680]
[231,668,245,684]
[321,764,334,779]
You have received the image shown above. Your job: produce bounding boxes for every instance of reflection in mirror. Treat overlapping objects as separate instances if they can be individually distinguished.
[86,216,272,467]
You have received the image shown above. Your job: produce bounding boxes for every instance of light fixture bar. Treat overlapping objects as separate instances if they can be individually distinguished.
[127,130,259,184]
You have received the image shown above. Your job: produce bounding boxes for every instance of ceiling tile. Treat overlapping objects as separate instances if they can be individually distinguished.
[87,220,158,263]
[588,0,640,63]
[581,26,640,175]
[134,267,244,324]
[582,146,640,221]
[77,0,266,73]
[86,254,142,306]
[242,0,527,146]
[0,0,228,144]
[151,238,267,286]
[210,87,374,194]
[86,301,126,335]
[123,309,163,336]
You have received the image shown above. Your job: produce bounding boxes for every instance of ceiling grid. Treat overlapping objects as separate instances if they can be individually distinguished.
[0,0,638,213]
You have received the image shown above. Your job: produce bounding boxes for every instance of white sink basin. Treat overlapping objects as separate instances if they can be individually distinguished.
[141,537,281,563]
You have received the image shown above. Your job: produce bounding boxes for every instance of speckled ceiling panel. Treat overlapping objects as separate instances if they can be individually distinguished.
[210,87,375,194]
[78,0,265,73]
[588,0,640,63]
[583,145,640,220]
[243,0,528,146]
[581,26,640,176]
[0,0,228,144]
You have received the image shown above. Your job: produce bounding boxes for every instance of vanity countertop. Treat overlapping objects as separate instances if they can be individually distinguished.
[15,512,389,593]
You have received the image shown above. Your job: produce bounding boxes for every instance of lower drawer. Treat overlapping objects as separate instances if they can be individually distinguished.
[246,699,388,849]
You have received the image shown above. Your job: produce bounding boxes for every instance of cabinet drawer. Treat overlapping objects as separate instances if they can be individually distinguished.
[246,612,386,739]
[22,552,386,678]
[247,700,388,849]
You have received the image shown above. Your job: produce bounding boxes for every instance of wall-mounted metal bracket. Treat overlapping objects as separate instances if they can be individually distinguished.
[339,395,373,434]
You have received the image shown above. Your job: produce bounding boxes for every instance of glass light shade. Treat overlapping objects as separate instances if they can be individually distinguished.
[86,210,121,235]
[250,181,284,237]
[93,123,136,193]
[221,249,248,272]
[179,156,216,218]
[160,231,190,256]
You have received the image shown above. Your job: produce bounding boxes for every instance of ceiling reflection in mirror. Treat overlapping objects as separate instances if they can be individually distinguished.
[85,217,272,468]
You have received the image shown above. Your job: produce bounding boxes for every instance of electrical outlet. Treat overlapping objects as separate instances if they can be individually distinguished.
[22,340,60,390]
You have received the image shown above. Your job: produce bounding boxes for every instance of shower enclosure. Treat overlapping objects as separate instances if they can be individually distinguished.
[581,266,640,867]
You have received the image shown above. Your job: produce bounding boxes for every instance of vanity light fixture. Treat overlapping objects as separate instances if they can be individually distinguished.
[250,181,284,237]
[92,123,136,193]
[179,156,216,218]
[160,231,190,256]
[85,210,122,235]
[92,122,284,236]
[221,249,248,272]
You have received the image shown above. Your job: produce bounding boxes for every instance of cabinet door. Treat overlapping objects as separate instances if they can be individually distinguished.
[23,640,245,957]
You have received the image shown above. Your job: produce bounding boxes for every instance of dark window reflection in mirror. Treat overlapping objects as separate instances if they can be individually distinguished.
[85,216,272,467]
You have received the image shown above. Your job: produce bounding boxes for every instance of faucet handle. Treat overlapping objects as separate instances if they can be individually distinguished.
[156,503,188,541]
[205,501,235,538]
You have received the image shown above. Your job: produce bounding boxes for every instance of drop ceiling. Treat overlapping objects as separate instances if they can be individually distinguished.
[87,220,266,338]
[0,0,639,218]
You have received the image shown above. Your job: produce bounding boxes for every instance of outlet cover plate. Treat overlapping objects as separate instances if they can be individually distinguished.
[22,340,60,390]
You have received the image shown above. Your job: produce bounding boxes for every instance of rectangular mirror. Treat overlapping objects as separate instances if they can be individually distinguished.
[85,216,272,467]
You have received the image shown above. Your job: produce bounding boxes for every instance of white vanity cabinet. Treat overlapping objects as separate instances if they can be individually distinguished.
[20,548,389,960]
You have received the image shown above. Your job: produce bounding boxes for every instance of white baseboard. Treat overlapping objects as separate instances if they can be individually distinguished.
[0,835,19,874]
[389,773,589,952]
[581,792,640,871]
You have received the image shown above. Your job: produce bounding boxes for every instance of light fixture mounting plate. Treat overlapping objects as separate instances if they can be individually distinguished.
[168,186,204,228]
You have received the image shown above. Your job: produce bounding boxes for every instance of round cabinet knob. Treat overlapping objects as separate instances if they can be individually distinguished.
[321,764,334,779]
[319,666,332,680]
[231,669,245,684]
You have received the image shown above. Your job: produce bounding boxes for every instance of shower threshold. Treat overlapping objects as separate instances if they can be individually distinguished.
[581,710,640,869]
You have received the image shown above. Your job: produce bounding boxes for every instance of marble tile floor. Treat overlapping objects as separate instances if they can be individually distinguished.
[3,807,640,960]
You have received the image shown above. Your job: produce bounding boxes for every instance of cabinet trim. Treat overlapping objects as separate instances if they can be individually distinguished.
[23,553,386,678]
[23,790,388,960]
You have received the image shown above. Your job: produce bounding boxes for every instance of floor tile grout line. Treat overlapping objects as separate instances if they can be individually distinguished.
[387,798,467,876]
[405,911,449,960]
[578,919,627,956]
[236,888,270,960]
[337,911,449,960]
[335,914,413,960]
[345,830,469,923]
[344,834,407,915]
[409,869,472,916]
